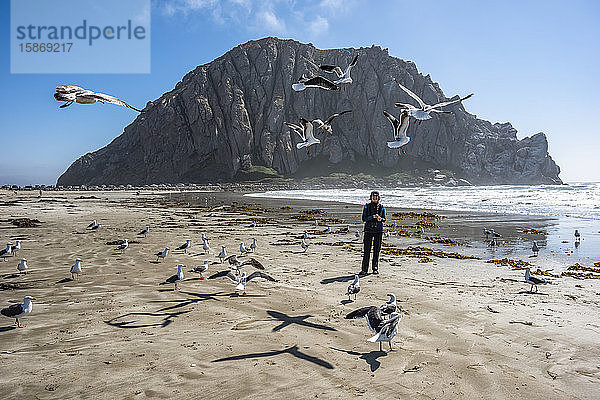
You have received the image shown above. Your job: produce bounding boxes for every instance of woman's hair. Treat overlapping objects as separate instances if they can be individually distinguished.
[370,191,380,197]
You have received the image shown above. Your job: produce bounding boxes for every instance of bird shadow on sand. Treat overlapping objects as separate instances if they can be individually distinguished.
[150,291,227,312]
[149,261,163,265]
[517,290,549,296]
[212,345,334,369]
[320,275,355,285]
[105,309,192,329]
[2,273,21,279]
[340,299,354,305]
[56,277,73,283]
[330,347,388,372]
[266,310,336,332]
[0,326,17,332]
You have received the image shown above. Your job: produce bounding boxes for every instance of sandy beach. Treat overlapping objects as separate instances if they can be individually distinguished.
[0,189,598,399]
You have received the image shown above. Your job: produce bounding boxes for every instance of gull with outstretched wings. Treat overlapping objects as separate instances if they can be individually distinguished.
[54,85,142,112]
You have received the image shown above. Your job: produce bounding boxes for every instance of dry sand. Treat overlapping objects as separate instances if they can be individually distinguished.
[0,189,598,399]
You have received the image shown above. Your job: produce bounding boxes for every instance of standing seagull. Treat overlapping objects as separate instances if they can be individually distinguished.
[218,246,227,263]
[87,220,97,229]
[54,85,142,112]
[160,264,184,290]
[1,296,36,328]
[394,78,473,121]
[70,258,83,280]
[292,75,339,92]
[17,258,28,274]
[138,226,150,237]
[11,241,22,257]
[524,267,546,293]
[249,238,257,253]
[345,306,402,351]
[114,239,129,253]
[380,293,397,318]
[239,242,251,255]
[190,260,211,279]
[383,110,411,155]
[90,223,102,231]
[531,241,539,257]
[312,110,352,134]
[176,239,192,253]
[319,54,359,86]
[208,270,277,295]
[155,247,169,262]
[0,242,13,261]
[202,238,211,254]
[574,229,581,242]
[346,275,360,301]
[301,239,310,252]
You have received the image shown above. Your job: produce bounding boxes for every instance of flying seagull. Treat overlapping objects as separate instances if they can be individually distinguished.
[312,110,352,134]
[292,75,339,92]
[208,270,277,295]
[160,264,184,290]
[320,54,359,85]
[383,110,411,155]
[295,118,320,152]
[524,267,546,293]
[54,85,142,112]
[225,255,266,275]
[393,78,473,121]
[346,275,360,301]
[346,305,402,351]
[1,296,36,328]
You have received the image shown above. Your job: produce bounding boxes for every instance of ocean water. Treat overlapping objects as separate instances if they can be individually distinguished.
[246,182,600,271]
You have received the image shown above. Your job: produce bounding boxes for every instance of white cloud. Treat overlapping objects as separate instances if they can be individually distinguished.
[257,9,286,34]
[307,15,328,37]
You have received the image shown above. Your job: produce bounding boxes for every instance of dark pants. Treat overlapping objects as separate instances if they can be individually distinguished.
[362,231,383,272]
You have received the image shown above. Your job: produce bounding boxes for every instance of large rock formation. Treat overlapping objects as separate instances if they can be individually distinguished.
[57,37,561,186]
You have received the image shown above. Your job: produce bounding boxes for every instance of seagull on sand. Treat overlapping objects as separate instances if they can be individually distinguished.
[160,264,184,290]
[202,233,210,242]
[393,78,473,122]
[202,238,211,254]
[208,270,277,295]
[87,220,97,229]
[114,239,129,253]
[532,241,539,257]
[292,75,339,92]
[155,247,169,262]
[346,275,360,301]
[0,242,13,261]
[483,228,493,239]
[323,226,331,234]
[301,239,310,252]
[574,229,581,241]
[138,226,150,237]
[355,231,360,238]
[383,110,411,155]
[302,231,309,240]
[249,238,257,253]
[218,246,227,263]
[189,260,211,279]
[380,293,397,318]
[239,242,251,255]
[524,267,547,293]
[176,239,192,253]
[11,241,21,257]
[1,296,36,328]
[346,306,402,351]
[17,258,28,274]
[312,110,352,134]
[70,258,83,280]
[319,54,359,86]
[54,85,142,112]
[90,223,102,231]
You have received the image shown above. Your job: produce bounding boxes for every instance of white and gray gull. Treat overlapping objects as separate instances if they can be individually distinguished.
[1,296,36,327]
[54,85,142,112]
[346,305,402,351]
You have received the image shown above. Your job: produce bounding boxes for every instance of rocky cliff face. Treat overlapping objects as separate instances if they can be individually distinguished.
[57,37,561,186]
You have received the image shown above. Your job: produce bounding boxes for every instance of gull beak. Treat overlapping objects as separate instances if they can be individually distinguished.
[32,297,37,300]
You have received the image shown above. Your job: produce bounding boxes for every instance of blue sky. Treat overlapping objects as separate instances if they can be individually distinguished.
[1,0,599,185]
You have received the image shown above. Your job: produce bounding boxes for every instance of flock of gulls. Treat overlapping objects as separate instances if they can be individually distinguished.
[52,52,473,158]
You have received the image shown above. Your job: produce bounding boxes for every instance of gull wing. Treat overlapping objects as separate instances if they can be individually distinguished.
[87,91,142,112]
[284,122,306,141]
[325,110,352,125]
[246,271,277,282]
[239,258,265,270]
[345,305,382,333]
[428,93,473,111]
[0,304,24,318]
[343,54,359,76]
[320,64,344,78]
[394,102,418,110]
[300,118,316,141]
[394,79,426,108]
[56,85,85,94]
[208,270,239,283]
[303,76,339,91]
[383,110,400,133]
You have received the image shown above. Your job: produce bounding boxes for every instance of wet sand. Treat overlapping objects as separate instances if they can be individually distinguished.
[0,189,598,399]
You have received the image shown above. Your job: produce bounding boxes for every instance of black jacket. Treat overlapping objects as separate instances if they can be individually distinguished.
[362,202,386,233]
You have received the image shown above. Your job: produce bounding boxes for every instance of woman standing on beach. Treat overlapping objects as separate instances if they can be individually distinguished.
[361,191,386,275]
